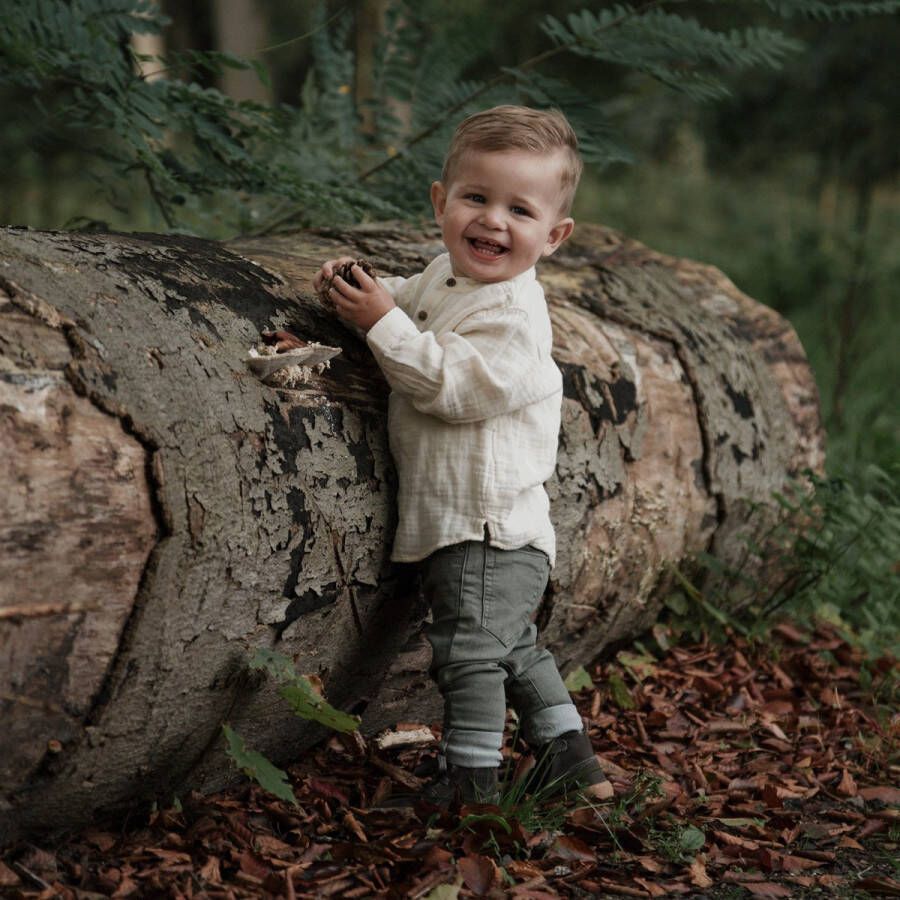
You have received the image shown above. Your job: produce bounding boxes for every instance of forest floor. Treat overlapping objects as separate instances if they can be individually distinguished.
[1,621,897,899]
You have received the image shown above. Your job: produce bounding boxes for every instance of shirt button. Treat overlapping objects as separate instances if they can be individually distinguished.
[445,277,457,287]
[417,310,427,321]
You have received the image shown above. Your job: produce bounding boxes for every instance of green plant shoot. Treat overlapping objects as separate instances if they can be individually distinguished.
[564,666,594,693]
[250,647,361,733]
[222,724,297,806]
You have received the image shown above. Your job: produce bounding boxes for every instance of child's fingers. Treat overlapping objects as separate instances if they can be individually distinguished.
[331,292,356,321]
[327,256,357,275]
[331,274,365,300]
[315,257,355,290]
[329,283,358,313]
[350,263,376,289]
[314,265,333,291]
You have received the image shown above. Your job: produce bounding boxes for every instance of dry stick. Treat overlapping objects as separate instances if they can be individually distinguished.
[368,754,425,791]
[11,862,51,891]
[0,601,101,619]
[285,868,297,900]
[144,168,176,230]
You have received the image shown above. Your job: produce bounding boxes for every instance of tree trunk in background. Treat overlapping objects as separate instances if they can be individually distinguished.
[0,222,823,844]
[210,0,270,103]
[355,0,389,138]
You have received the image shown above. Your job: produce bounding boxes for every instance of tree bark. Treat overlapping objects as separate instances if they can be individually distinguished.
[0,222,823,844]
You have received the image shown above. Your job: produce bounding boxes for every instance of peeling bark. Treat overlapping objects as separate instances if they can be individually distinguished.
[0,223,823,844]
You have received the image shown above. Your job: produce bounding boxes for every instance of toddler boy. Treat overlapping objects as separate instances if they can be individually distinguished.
[315,106,607,805]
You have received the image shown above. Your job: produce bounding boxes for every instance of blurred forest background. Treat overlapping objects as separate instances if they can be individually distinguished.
[1,0,897,648]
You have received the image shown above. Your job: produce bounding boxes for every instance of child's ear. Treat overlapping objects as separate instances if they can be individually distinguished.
[430,181,447,223]
[542,217,575,257]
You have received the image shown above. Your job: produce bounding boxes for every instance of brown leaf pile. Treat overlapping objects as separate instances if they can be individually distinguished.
[2,621,897,898]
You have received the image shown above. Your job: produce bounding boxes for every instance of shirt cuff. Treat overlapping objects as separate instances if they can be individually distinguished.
[366,305,420,351]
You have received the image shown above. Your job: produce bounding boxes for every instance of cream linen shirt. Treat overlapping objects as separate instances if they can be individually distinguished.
[366,253,563,566]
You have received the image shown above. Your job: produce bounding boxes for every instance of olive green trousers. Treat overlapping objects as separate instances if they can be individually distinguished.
[421,538,583,768]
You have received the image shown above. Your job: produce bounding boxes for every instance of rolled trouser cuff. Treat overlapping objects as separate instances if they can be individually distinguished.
[523,703,584,745]
[442,728,504,768]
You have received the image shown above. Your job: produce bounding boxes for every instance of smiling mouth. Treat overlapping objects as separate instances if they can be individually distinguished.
[467,237,509,258]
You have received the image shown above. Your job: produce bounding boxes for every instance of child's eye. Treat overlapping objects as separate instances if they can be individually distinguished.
[511,205,531,216]
[464,193,486,203]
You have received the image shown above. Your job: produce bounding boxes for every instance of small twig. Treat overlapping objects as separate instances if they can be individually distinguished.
[144,169,176,229]
[0,601,100,620]
[368,754,425,791]
[11,862,51,891]
[285,868,297,900]
[0,692,65,714]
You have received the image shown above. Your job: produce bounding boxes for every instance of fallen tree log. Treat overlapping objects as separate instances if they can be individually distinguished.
[0,222,823,843]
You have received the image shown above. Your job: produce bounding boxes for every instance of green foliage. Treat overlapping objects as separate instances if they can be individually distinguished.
[0,0,402,233]
[542,8,803,99]
[664,466,900,658]
[761,0,900,18]
[221,648,359,803]
[649,822,705,863]
[4,0,895,234]
[770,467,900,656]
[250,647,361,733]
[1,0,274,225]
[563,666,594,692]
[607,672,637,710]
[271,0,895,230]
[221,723,298,806]
[590,769,665,852]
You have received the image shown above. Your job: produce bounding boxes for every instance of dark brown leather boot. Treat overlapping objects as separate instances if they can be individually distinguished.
[524,729,609,798]
[421,759,500,807]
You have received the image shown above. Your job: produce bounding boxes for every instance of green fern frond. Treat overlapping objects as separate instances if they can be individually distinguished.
[542,9,803,93]
[758,0,900,20]
[504,69,635,166]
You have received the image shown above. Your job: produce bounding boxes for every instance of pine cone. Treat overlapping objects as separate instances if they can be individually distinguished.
[318,259,377,309]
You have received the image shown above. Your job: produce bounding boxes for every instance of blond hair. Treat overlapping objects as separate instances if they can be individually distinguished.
[441,105,583,213]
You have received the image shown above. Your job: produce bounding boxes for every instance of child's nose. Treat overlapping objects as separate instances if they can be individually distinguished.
[479,206,506,229]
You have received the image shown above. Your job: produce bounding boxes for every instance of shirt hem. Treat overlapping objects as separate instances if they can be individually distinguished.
[390,534,556,569]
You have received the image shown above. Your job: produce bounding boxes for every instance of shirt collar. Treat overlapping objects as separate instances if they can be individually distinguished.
[438,253,536,292]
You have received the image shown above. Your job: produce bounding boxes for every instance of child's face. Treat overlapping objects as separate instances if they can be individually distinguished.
[430,149,574,284]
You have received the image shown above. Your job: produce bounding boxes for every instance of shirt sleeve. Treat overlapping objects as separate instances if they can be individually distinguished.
[334,272,421,340]
[377,273,422,316]
[365,303,561,423]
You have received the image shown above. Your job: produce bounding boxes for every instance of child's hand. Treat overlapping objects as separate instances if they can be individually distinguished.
[327,263,396,332]
[313,257,357,296]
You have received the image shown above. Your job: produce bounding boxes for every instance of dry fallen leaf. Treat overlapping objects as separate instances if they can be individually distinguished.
[856,876,900,897]
[457,853,497,896]
[836,768,858,797]
[689,855,713,888]
[550,835,596,862]
[780,854,824,873]
[198,856,221,884]
[744,882,794,898]
[6,623,894,900]
[634,875,668,896]
[859,785,900,805]
[0,862,20,887]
